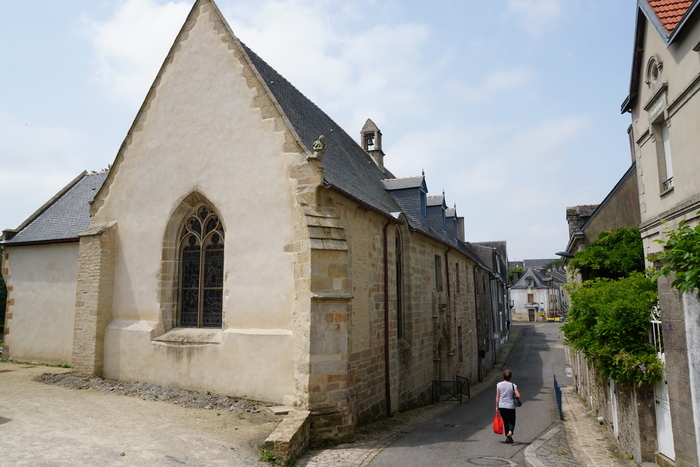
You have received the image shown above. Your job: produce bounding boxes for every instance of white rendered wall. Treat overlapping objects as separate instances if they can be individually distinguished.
[94,5,298,403]
[5,243,79,364]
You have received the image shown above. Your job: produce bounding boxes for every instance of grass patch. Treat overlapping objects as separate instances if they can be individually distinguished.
[259,445,295,466]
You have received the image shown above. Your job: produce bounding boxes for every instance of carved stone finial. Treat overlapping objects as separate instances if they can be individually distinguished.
[309,135,327,162]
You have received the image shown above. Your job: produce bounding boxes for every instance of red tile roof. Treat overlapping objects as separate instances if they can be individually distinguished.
[648,0,694,33]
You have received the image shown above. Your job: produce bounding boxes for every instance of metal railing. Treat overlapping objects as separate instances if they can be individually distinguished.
[663,177,674,191]
[431,376,470,404]
[554,374,563,420]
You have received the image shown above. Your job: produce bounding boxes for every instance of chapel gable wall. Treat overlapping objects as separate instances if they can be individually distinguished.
[81,1,305,404]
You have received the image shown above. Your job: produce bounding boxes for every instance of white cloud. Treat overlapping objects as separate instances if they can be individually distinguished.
[84,0,191,108]
[446,67,535,103]
[222,0,433,130]
[0,114,92,230]
[506,0,564,35]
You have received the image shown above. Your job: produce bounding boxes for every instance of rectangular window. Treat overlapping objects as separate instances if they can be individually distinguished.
[435,255,443,292]
[527,293,534,303]
[654,121,674,192]
[458,326,463,362]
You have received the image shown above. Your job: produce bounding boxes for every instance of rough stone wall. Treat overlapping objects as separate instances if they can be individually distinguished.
[474,267,494,377]
[581,166,640,248]
[292,181,354,443]
[72,222,117,376]
[263,410,311,463]
[329,194,480,424]
[569,347,658,463]
[659,277,699,467]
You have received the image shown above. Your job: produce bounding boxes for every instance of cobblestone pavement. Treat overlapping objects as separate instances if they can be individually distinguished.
[539,428,581,466]
[558,386,638,467]
[296,324,645,467]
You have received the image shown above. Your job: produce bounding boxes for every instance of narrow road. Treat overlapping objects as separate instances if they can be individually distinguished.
[369,323,572,467]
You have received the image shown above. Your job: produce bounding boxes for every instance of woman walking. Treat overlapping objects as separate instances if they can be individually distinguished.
[495,369,521,443]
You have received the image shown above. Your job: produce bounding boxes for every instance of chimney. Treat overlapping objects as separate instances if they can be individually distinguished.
[361,118,385,170]
[457,217,465,242]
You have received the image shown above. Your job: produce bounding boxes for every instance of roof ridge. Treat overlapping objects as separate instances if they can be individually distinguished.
[384,175,424,181]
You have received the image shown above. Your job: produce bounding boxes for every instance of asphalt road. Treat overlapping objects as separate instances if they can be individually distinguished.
[369,323,573,467]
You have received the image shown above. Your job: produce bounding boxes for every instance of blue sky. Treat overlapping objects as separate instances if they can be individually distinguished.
[0,0,638,260]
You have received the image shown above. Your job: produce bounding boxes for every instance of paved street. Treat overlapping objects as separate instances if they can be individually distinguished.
[2,324,637,467]
[368,323,572,467]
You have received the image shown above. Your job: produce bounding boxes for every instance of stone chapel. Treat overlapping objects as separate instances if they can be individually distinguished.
[2,0,508,441]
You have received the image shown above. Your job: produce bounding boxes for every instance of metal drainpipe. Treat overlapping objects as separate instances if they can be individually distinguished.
[383,220,392,417]
[474,265,483,383]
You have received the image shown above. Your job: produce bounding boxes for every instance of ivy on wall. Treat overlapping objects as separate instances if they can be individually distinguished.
[652,216,700,293]
[562,228,662,386]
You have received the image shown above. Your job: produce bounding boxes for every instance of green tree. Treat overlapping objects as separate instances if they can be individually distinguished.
[508,266,525,284]
[544,259,563,270]
[562,227,662,386]
[568,228,645,281]
[652,217,700,293]
[562,274,662,385]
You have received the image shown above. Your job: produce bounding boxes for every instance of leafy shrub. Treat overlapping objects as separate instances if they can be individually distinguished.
[568,228,645,281]
[562,273,662,386]
[652,217,700,293]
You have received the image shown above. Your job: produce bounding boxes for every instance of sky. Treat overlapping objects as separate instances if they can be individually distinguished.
[0,0,639,261]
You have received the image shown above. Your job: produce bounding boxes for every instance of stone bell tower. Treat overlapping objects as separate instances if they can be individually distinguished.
[361,118,385,171]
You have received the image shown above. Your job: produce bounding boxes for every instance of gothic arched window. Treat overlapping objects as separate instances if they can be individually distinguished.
[179,205,224,328]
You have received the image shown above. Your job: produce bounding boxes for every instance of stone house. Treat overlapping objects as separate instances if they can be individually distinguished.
[509,268,564,322]
[469,241,510,370]
[622,1,700,465]
[1,0,500,442]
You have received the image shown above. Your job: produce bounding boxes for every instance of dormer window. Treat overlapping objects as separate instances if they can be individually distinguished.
[420,191,427,217]
[442,209,446,230]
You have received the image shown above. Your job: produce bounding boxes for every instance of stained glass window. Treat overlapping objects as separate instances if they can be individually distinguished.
[179,205,224,328]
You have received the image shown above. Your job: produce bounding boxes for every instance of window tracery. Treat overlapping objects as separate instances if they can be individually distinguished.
[179,205,224,328]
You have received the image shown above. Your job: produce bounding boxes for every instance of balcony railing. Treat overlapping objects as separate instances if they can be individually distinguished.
[662,177,674,191]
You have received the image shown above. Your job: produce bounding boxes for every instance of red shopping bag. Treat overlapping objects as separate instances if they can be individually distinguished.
[493,410,504,435]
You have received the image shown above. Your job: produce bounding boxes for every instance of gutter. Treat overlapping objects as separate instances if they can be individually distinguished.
[324,183,403,224]
[1,237,80,247]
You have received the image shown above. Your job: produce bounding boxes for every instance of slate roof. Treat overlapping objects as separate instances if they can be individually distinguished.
[648,0,694,32]
[241,42,401,216]
[427,195,445,207]
[511,268,563,290]
[3,172,107,245]
[523,258,558,269]
[382,176,425,191]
